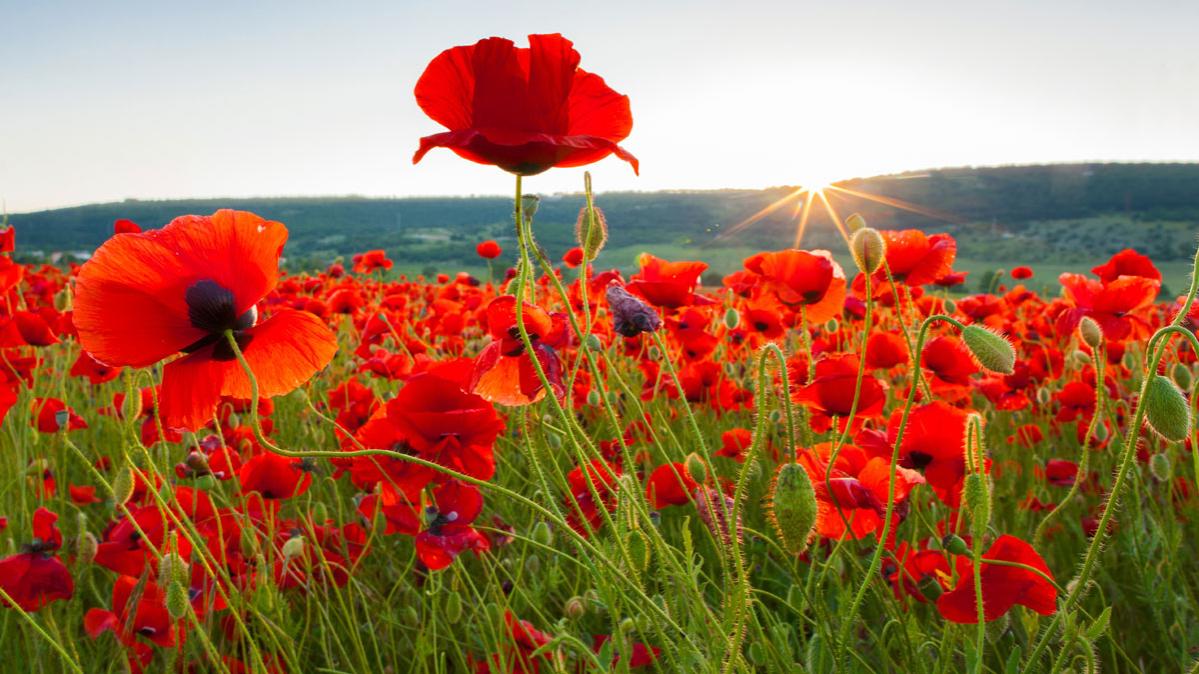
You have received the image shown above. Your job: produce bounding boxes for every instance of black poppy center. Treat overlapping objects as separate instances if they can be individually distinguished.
[182,279,257,361]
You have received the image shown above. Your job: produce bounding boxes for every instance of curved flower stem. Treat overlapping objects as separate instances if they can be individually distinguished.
[1033,347,1105,546]
[1025,246,1199,671]
[837,313,961,668]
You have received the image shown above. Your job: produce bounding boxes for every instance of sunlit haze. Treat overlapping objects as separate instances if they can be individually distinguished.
[2,0,1197,213]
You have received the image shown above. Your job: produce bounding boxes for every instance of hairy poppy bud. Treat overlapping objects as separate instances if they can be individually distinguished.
[585,333,603,351]
[1037,387,1051,405]
[942,534,970,556]
[723,307,740,330]
[1070,350,1089,367]
[1149,452,1172,482]
[845,213,866,233]
[626,529,651,573]
[76,532,99,564]
[606,284,662,337]
[521,194,540,219]
[962,474,991,537]
[159,551,190,588]
[576,205,608,261]
[586,389,601,406]
[165,581,190,620]
[1078,316,1103,349]
[824,318,839,334]
[564,596,586,620]
[122,391,143,423]
[443,591,463,623]
[849,226,886,275]
[769,463,818,555]
[1173,363,1192,391]
[111,465,135,506]
[942,298,956,315]
[1144,374,1192,442]
[282,535,306,560]
[532,520,554,547]
[961,325,1016,375]
[684,452,708,484]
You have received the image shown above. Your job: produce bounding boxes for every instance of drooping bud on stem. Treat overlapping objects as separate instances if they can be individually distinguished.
[961,325,1016,375]
[768,463,818,555]
[1143,374,1192,442]
[606,284,662,337]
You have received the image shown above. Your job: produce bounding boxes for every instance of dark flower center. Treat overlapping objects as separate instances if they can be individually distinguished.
[182,279,257,360]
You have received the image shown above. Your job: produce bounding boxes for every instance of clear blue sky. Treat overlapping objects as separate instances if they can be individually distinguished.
[2,0,1197,213]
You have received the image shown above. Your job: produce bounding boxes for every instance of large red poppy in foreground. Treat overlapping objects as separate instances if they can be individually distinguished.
[413,33,637,176]
[74,210,338,430]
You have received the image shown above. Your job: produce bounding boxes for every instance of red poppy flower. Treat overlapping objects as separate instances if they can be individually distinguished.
[795,355,887,433]
[415,480,490,570]
[921,335,979,386]
[1010,266,1033,280]
[31,397,87,433]
[70,350,122,384]
[113,218,142,234]
[1043,458,1078,487]
[795,444,924,540]
[476,240,503,259]
[744,249,847,323]
[646,463,698,509]
[413,34,637,176]
[468,296,565,406]
[0,508,73,612]
[1091,248,1160,284]
[238,451,313,500]
[716,428,754,461]
[866,331,909,370]
[1055,273,1158,342]
[889,402,978,507]
[85,574,177,649]
[562,246,585,268]
[936,534,1057,623]
[565,459,621,536]
[878,230,957,287]
[73,210,339,430]
[884,541,951,603]
[626,254,713,309]
[352,249,393,273]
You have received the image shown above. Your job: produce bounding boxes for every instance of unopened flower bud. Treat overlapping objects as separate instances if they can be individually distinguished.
[165,581,190,620]
[849,226,886,275]
[1149,452,1172,482]
[1143,374,1191,442]
[576,206,608,261]
[159,551,190,588]
[961,325,1016,375]
[76,532,98,564]
[723,307,740,330]
[281,535,306,560]
[769,463,818,555]
[1078,316,1103,349]
[532,521,554,547]
[824,318,839,334]
[111,465,135,506]
[1173,363,1192,391]
[585,334,603,351]
[564,596,586,620]
[942,534,970,556]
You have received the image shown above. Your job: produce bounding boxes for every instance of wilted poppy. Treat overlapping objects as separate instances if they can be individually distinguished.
[413,34,637,176]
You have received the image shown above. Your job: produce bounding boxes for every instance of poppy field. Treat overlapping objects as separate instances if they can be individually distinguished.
[4,33,1199,674]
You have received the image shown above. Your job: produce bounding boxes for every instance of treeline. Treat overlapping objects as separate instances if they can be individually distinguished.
[9,162,1199,269]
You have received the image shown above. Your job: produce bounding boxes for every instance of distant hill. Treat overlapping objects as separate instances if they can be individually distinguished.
[8,163,1199,280]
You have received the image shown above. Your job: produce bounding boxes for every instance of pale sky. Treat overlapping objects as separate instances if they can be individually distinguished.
[2,0,1197,213]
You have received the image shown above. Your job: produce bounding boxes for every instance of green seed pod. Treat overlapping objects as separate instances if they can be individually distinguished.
[443,591,463,623]
[1143,374,1192,442]
[849,226,886,275]
[521,194,541,219]
[824,318,839,333]
[941,534,970,556]
[723,307,740,330]
[1149,452,1172,482]
[961,325,1016,375]
[585,334,603,351]
[769,463,818,555]
[111,465,135,506]
[1173,363,1192,391]
[1078,316,1103,349]
[684,452,708,484]
[942,298,957,315]
[918,576,944,601]
[586,389,601,406]
[194,474,217,491]
[1093,420,1109,442]
[532,521,554,547]
[165,581,190,621]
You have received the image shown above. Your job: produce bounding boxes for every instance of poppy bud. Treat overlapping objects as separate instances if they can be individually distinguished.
[1143,374,1192,442]
[122,391,143,423]
[282,535,305,560]
[1070,350,1089,367]
[564,596,586,620]
[824,318,839,334]
[626,529,650,573]
[849,226,886,275]
[723,307,740,330]
[684,452,708,484]
[1149,452,1172,482]
[768,463,818,555]
[532,521,554,547]
[521,194,540,219]
[748,641,767,666]
[576,206,608,261]
[1037,387,1051,405]
[845,213,866,233]
[1173,363,1192,391]
[195,474,217,490]
[1078,316,1103,349]
[962,473,991,537]
[942,298,957,315]
[165,581,190,621]
[524,554,541,575]
[111,465,135,506]
[586,390,601,406]
[1094,420,1109,442]
[159,551,190,588]
[585,334,603,351]
[76,531,98,564]
[606,284,662,337]
[443,591,463,623]
[961,325,1016,375]
[918,576,944,601]
[942,534,970,556]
